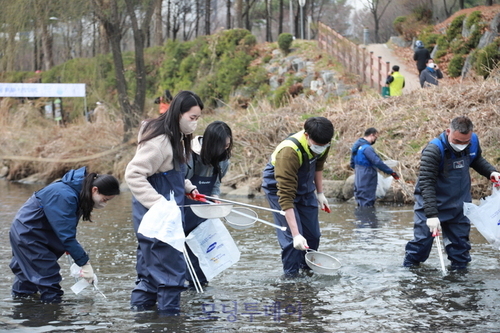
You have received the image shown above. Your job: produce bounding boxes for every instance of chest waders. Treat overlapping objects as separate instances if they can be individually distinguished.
[262,136,322,276]
[404,133,478,267]
[130,166,187,313]
[183,156,218,286]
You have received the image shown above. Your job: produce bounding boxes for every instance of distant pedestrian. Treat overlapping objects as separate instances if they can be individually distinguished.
[420,59,443,88]
[154,89,173,114]
[385,65,405,96]
[91,102,109,123]
[350,128,399,207]
[413,40,431,76]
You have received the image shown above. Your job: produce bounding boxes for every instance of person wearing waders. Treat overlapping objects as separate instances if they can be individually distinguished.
[403,116,500,270]
[184,121,233,287]
[9,167,120,303]
[262,117,333,277]
[125,91,203,314]
[350,128,399,207]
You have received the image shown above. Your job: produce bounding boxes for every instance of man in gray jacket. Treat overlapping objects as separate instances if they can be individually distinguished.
[420,58,443,88]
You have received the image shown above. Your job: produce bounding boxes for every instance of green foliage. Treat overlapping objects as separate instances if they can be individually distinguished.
[465,27,483,50]
[243,66,270,96]
[436,50,448,59]
[436,36,449,50]
[398,16,424,41]
[466,11,482,30]
[0,71,33,83]
[417,26,437,49]
[157,29,258,107]
[278,33,294,54]
[474,39,500,78]
[448,54,465,77]
[412,5,433,23]
[446,14,466,42]
[450,38,470,55]
[393,16,407,35]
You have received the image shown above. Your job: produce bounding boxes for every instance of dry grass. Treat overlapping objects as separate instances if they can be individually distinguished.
[2,77,500,200]
[0,98,127,182]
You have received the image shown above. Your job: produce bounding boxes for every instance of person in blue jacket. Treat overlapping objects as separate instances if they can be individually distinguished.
[404,116,500,269]
[350,127,399,207]
[9,167,120,303]
[184,121,233,287]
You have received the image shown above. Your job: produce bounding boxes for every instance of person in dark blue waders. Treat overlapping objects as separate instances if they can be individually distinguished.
[9,167,120,303]
[404,116,500,270]
[262,117,333,277]
[184,121,233,287]
[350,127,399,207]
[125,91,203,314]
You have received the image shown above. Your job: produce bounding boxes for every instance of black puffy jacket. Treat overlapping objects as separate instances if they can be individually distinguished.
[416,138,496,218]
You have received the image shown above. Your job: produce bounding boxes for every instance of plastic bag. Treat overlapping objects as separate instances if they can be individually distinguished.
[376,173,393,198]
[185,218,240,281]
[138,191,185,252]
[463,187,500,250]
[69,263,99,294]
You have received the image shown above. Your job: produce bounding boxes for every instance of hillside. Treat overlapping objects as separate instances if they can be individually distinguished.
[1,37,500,202]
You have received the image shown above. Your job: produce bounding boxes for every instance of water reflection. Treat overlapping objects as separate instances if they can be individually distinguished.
[353,206,379,228]
[1,180,500,332]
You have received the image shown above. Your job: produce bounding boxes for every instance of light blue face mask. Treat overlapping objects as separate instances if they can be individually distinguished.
[310,143,330,155]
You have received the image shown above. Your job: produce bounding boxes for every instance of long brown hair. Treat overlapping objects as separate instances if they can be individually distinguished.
[139,91,204,165]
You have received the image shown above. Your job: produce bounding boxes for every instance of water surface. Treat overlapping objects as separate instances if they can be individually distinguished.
[1,180,499,332]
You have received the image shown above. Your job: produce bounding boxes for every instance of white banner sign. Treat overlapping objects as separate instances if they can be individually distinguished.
[0,83,86,97]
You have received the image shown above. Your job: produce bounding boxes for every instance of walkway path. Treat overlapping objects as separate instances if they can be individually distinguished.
[366,43,421,93]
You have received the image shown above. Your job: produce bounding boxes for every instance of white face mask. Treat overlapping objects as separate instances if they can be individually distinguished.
[180,118,197,135]
[92,192,107,209]
[310,143,330,155]
[449,142,468,152]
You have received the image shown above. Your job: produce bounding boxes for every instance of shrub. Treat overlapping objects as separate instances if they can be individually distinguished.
[450,38,470,55]
[417,26,439,50]
[436,35,449,51]
[466,11,482,30]
[412,5,433,23]
[278,33,294,54]
[436,50,448,59]
[393,16,407,35]
[446,14,466,42]
[448,54,465,77]
[465,27,483,50]
[474,39,500,78]
[398,16,425,41]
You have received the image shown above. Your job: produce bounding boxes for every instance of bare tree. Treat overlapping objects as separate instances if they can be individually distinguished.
[278,0,283,34]
[205,0,211,34]
[225,0,230,29]
[235,0,243,28]
[92,0,156,142]
[265,0,272,41]
[154,0,163,45]
[364,0,393,43]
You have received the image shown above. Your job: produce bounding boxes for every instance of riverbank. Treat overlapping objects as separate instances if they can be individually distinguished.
[2,42,500,203]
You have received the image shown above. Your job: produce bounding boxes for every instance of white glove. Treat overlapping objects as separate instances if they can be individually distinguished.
[317,192,330,213]
[293,234,309,251]
[80,263,94,283]
[490,171,500,183]
[426,217,441,236]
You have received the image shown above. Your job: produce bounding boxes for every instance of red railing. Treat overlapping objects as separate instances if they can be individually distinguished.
[317,22,390,93]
